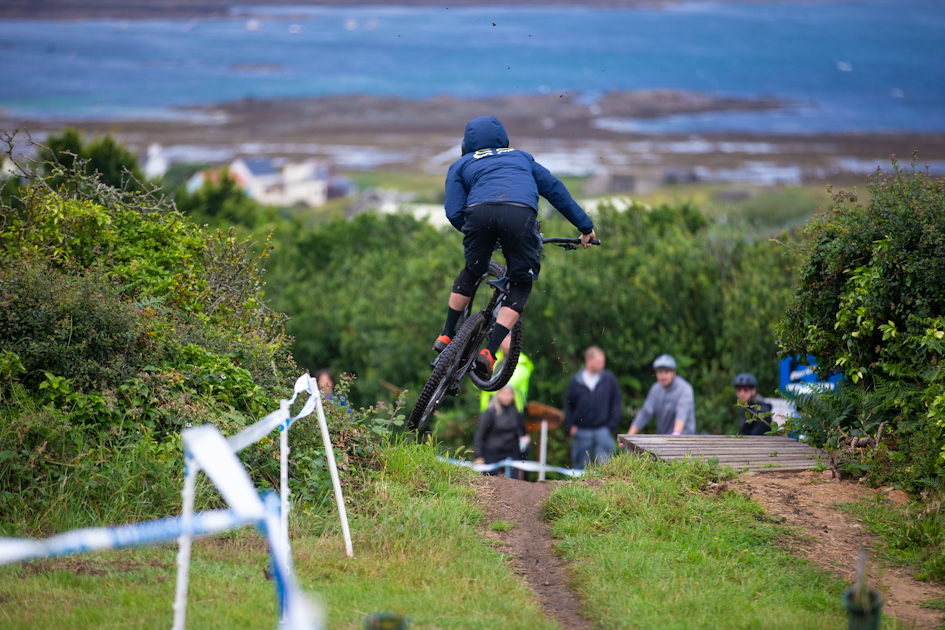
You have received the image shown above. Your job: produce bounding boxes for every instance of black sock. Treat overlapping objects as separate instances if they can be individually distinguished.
[486,323,511,356]
[442,307,463,338]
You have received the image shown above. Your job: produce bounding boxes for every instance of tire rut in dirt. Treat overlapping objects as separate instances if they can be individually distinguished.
[478,477,596,630]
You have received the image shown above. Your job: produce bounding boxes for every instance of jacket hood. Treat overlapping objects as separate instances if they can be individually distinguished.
[463,116,509,153]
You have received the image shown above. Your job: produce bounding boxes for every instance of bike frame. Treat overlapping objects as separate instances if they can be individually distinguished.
[409,236,599,433]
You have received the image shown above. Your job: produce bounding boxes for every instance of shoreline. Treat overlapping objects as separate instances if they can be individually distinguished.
[0,0,858,20]
[3,90,943,187]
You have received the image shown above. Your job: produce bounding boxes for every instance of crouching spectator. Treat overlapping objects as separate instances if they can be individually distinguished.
[734,372,774,435]
[474,386,528,476]
[629,354,696,436]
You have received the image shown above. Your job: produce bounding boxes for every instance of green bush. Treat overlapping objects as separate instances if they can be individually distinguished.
[779,155,945,489]
[0,136,314,533]
[0,260,150,391]
[40,128,145,192]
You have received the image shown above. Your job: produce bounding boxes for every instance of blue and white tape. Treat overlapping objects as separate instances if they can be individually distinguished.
[1,422,323,630]
[0,509,249,566]
[228,373,320,453]
[439,457,584,477]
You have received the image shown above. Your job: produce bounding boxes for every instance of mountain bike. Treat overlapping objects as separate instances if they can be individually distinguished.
[408,236,600,433]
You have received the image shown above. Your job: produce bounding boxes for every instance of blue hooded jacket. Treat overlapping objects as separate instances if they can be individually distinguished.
[444,116,594,234]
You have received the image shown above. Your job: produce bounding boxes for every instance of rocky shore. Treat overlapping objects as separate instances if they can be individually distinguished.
[3,90,943,188]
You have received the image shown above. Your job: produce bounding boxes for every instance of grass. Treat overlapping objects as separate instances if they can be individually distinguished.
[0,441,557,630]
[540,454,903,630]
[340,171,446,204]
[0,440,914,629]
[838,493,945,582]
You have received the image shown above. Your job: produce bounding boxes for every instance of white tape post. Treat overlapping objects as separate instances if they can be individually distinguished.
[315,393,354,558]
[172,372,352,628]
[171,457,197,630]
[1,422,323,630]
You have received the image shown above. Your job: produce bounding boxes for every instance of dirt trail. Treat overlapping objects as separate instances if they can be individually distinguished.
[477,476,595,630]
[477,471,945,630]
[735,471,945,629]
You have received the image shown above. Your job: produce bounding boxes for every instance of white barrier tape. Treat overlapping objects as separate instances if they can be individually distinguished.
[184,426,267,520]
[177,374,346,629]
[228,405,288,453]
[227,374,320,453]
[181,425,321,630]
[0,509,248,566]
[439,457,584,477]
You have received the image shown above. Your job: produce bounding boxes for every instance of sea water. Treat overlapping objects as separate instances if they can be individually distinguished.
[0,0,943,134]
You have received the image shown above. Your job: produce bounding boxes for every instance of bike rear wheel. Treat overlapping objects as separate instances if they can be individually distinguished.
[408,311,487,433]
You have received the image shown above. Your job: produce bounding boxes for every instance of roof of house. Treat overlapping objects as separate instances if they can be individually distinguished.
[238,157,277,177]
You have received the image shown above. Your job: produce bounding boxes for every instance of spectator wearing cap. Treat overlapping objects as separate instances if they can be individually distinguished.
[628,354,696,436]
[734,373,774,436]
[564,346,622,470]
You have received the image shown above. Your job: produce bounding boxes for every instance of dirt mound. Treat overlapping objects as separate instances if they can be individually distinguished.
[736,472,945,629]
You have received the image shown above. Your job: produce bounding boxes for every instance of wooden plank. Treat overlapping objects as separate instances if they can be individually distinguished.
[621,442,811,449]
[659,454,818,462]
[616,432,826,475]
[649,451,823,459]
[646,446,817,452]
[665,461,819,468]
[619,437,821,450]
[621,439,805,446]
[619,435,795,440]
[746,466,820,473]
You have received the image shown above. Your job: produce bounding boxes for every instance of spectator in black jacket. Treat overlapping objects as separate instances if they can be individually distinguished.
[564,346,622,470]
[734,373,774,436]
[474,386,528,476]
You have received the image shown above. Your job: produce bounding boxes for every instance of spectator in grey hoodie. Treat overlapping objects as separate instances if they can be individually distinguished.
[628,354,696,436]
[564,346,622,470]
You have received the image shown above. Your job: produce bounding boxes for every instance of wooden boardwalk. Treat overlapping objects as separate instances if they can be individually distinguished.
[617,434,826,473]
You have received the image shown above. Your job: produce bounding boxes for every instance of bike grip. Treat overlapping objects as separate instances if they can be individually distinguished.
[590,239,601,246]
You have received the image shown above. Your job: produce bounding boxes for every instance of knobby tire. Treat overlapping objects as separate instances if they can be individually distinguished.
[408,311,487,434]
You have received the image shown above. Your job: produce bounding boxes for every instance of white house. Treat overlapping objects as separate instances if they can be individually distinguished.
[187,157,355,207]
[230,157,327,207]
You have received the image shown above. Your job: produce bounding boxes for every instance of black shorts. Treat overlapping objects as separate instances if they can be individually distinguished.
[461,202,542,283]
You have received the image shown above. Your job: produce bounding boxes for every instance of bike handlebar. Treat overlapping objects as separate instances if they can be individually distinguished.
[542,237,602,248]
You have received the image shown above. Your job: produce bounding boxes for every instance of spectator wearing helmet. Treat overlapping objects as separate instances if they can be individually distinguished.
[628,354,696,436]
[734,373,774,436]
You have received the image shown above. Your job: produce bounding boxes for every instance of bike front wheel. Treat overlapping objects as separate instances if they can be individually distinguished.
[408,311,487,433]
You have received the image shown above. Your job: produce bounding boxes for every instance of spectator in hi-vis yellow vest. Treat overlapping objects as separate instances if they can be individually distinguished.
[480,334,533,414]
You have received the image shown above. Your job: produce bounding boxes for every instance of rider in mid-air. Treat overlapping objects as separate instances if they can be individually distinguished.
[435,116,597,378]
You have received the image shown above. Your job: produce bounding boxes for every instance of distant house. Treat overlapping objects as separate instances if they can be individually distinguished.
[187,157,356,207]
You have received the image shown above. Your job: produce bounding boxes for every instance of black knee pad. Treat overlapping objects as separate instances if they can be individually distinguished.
[452,267,477,297]
[506,280,532,314]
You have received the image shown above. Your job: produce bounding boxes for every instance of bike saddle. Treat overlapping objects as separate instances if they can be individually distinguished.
[487,276,511,294]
